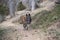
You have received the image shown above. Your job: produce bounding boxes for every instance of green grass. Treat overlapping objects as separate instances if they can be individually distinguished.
[30,4,60,29]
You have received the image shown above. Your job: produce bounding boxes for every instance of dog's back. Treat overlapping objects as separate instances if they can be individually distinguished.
[20,15,26,24]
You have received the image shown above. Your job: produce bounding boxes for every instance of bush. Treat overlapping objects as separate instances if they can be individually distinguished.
[0,4,8,22]
[17,2,26,11]
[0,4,8,15]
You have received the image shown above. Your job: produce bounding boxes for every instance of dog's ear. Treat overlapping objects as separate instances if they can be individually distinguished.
[29,14,31,16]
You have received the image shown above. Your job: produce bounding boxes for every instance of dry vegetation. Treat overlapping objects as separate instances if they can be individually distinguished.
[29,4,60,40]
[30,4,60,29]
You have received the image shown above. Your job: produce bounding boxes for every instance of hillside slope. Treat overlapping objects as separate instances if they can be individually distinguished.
[30,4,60,29]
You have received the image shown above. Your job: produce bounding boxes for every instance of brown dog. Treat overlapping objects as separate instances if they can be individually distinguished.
[20,15,26,24]
[20,15,28,30]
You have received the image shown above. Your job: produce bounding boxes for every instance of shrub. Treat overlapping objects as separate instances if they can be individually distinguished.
[0,4,8,15]
[17,2,26,11]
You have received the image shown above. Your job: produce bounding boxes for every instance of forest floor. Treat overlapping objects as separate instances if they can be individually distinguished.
[0,1,59,40]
